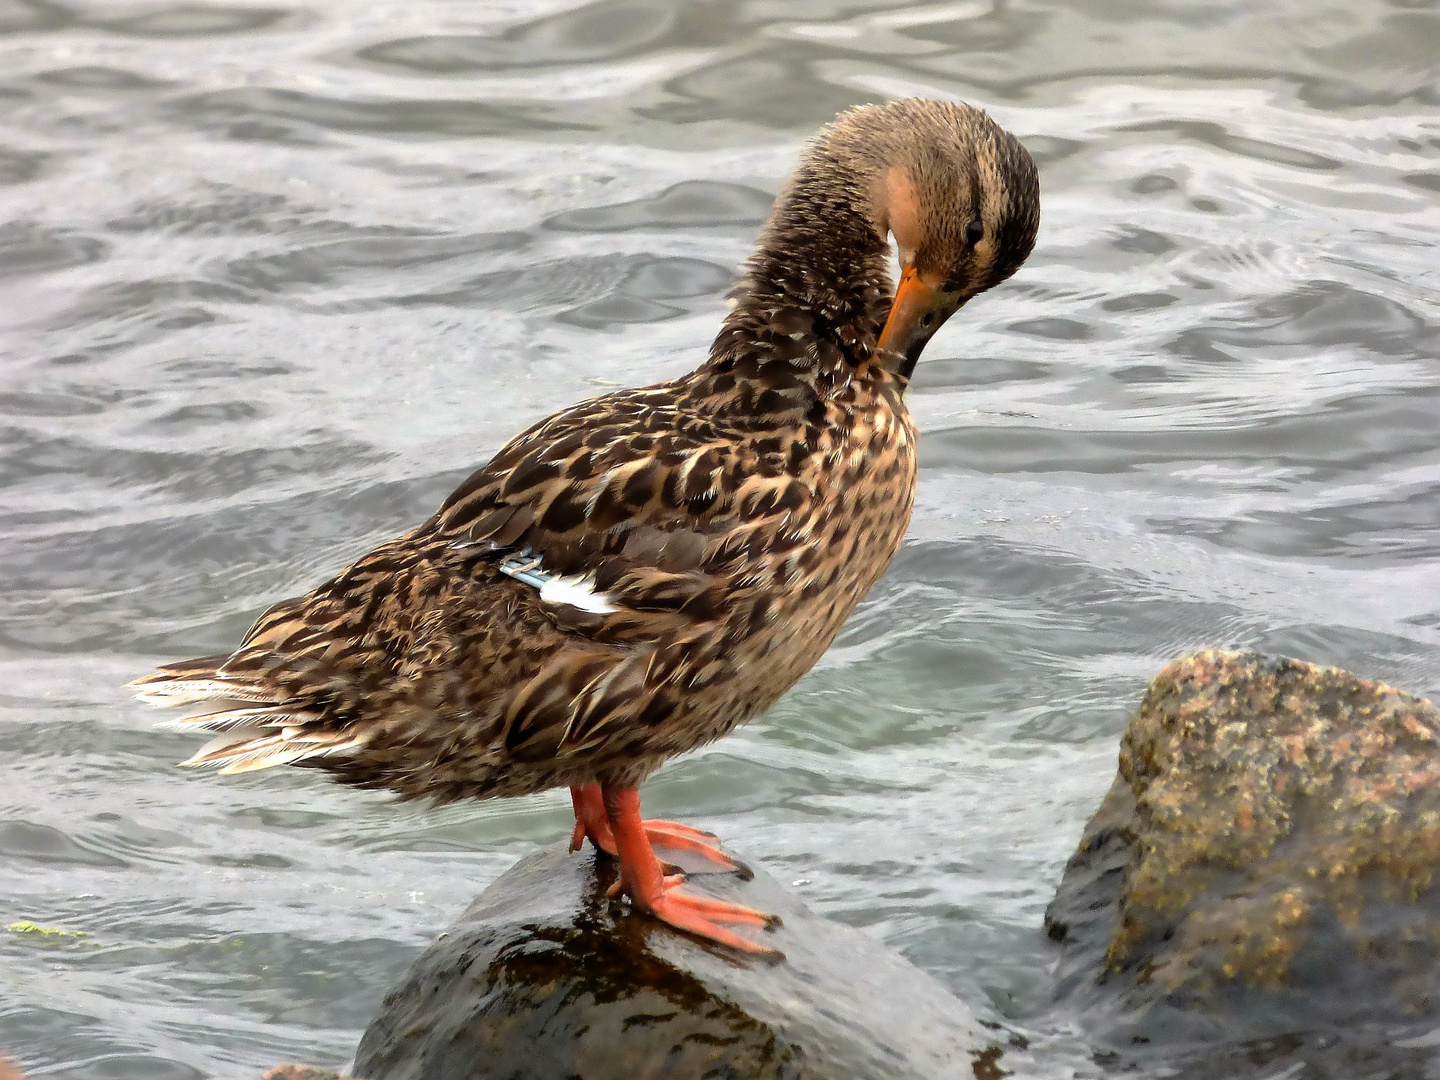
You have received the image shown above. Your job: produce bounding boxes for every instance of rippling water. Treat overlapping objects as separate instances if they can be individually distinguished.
[1,0,1436,1075]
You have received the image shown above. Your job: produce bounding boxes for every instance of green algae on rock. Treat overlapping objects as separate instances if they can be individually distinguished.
[1047,649,1440,1075]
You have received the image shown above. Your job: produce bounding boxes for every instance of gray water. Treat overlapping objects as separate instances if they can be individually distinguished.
[0,0,1436,1076]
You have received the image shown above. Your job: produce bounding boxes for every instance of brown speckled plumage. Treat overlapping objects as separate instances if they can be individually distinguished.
[133,99,1040,814]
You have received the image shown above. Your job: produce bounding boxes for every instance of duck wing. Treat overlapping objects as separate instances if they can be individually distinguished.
[132,380,819,782]
[429,382,814,639]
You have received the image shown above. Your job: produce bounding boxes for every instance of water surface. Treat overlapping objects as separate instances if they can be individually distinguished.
[1,0,1437,1075]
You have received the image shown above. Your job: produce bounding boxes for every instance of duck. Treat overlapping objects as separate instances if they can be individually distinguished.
[130,98,1040,956]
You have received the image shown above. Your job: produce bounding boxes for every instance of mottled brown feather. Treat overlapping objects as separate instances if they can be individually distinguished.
[130,99,1040,801]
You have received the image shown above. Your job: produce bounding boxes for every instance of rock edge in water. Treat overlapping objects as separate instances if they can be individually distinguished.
[1047,648,1440,1076]
[353,842,1028,1080]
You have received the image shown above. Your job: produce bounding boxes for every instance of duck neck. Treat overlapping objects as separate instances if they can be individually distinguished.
[693,150,898,416]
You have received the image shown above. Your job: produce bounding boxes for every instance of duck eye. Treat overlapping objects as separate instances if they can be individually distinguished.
[966,219,984,246]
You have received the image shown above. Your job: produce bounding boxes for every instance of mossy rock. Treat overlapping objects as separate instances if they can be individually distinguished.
[1047,649,1440,1076]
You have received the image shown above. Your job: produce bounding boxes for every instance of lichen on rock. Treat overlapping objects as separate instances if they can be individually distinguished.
[1047,649,1440,1074]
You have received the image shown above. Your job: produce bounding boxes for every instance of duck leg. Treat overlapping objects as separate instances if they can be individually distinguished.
[568,783,744,874]
[600,785,780,956]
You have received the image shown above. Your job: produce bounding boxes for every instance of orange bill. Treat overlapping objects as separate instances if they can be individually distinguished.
[877,266,950,377]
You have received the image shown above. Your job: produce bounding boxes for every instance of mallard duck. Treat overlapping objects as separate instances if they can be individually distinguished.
[131,98,1040,955]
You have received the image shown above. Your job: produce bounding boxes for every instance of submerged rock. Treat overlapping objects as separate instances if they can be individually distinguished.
[1047,649,1440,1077]
[354,843,1024,1080]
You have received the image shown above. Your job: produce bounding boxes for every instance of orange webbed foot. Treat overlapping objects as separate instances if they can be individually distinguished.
[634,818,749,877]
[632,875,782,957]
[569,785,747,876]
[599,785,782,958]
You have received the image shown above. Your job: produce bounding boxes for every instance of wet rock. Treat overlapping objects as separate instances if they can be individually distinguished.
[1047,649,1440,1077]
[355,844,1025,1080]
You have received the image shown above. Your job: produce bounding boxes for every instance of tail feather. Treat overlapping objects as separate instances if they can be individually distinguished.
[179,728,363,774]
[154,699,323,733]
[131,654,360,775]
[127,659,281,706]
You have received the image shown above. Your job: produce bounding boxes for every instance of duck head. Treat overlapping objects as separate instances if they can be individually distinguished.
[829,100,1042,378]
